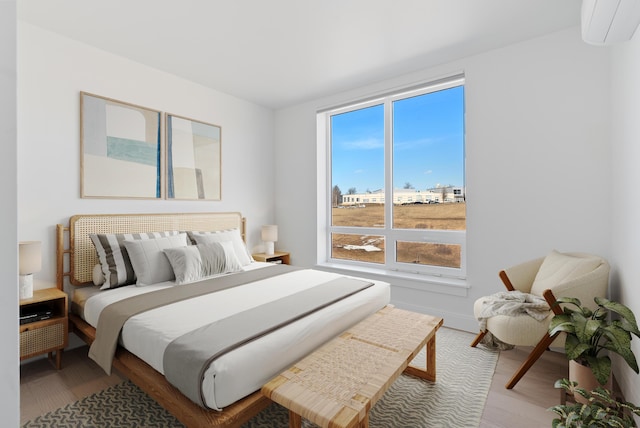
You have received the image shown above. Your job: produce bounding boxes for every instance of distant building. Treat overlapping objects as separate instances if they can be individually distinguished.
[340,186,465,206]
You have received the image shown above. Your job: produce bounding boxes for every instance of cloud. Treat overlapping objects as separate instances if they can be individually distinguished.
[393,137,439,150]
[424,170,432,175]
[354,169,364,174]
[394,132,463,151]
[343,138,383,150]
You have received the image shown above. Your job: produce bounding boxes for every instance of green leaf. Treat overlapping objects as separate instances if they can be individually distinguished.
[566,410,581,425]
[595,297,640,335]
[549,314,576,335]
[593,311,608,321]
[601,325,639,373]
[554,378,573,390]
[584,355,611,385]
[549,377,640,427]
[584,318,603,341]
[565,334,591,360]
[619,317,640,339]
[556,296,583,307]
[571,312,591,343]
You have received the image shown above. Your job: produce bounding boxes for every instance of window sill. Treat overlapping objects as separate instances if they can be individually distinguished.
[315,262,469,297]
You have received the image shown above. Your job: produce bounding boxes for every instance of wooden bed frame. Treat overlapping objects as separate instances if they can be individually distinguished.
[56,212,271,428]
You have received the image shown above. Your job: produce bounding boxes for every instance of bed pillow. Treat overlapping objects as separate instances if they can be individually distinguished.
[530,250,602,296]
[123,233,189,286]
[92,264,104,286]
[188,229,253,266]
[163,241,243,285]
[89,231,180,290]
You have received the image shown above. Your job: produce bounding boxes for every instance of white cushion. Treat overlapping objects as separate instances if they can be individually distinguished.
[92,264,104,286]
[90,231,182,290]
[188,229,253,266]
[163,241,243,285]
[123,234,188,286]
[530,250,602,296]
[218,241,243,272]
[473,297,560,347]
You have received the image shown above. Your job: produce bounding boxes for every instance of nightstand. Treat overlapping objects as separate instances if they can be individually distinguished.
[252,251,290,265]
[19,288,68,369]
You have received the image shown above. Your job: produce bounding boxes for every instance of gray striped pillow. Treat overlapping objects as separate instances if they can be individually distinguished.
[188,229,253,266]
[90,231,180,290]
[164,241,243,285]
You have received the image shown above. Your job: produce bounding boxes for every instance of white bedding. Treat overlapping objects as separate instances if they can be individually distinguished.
[81,263,390,410]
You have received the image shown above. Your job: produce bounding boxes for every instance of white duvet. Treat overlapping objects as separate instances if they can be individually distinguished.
[82,263,390,410]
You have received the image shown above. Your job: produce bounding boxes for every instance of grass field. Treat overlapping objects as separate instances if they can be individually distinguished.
[331,203,465,266]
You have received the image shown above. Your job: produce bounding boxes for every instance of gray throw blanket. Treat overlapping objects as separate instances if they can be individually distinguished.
[476,290,549,350]
[163,276,374,408]
[89,265,301,374]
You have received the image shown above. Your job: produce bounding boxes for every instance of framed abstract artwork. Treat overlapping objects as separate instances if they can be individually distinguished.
[166,113,221,200]
[80,92,162,199]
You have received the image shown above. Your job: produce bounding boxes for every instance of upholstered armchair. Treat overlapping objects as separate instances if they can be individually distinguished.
[471,251,610,389]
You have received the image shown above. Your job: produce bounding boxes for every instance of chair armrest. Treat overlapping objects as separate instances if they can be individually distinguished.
[500,257,545,293]
[542,289,563,315]
[499,270,516,291]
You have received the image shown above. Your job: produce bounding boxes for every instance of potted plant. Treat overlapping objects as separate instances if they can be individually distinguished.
[548,296,640,387]
[549,378,640,428]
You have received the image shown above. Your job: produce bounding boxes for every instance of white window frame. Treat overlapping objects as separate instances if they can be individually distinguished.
[323,75,466,280]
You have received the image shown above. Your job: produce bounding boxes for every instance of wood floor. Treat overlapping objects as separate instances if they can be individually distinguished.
[20,331,569,427]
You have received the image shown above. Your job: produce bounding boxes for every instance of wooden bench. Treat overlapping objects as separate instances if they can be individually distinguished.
[262,305,443,428]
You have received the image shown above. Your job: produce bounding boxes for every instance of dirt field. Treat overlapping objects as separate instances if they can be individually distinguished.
[331,203,465,267]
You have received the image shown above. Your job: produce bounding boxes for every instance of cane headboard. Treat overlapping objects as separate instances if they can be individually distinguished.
[56,212,246,288]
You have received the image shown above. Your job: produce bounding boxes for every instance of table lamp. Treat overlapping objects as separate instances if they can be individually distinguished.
[261,225,278,256]
[19,241,41,299]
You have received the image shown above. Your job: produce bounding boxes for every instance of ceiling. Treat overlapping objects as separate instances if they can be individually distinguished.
[18,0,582,109]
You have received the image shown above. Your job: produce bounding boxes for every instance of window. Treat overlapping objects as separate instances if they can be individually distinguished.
[325,75,465,278]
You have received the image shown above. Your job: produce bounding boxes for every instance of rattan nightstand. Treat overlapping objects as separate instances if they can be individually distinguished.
[19,288,68,369]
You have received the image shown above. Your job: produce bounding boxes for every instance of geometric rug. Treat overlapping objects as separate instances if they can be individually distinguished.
[22,327,498,428]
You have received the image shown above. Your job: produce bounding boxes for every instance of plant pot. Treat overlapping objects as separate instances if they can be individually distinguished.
[569,360,613,403]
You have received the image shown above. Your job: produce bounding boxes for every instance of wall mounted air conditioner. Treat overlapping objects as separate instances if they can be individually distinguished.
[581,0,640,45]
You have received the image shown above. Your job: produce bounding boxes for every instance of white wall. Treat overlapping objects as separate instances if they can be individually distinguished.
[18,23,276,294]
[1,1,19,425]
[611,32,640,410]
[275,27,611,332]
[12,9,638,417]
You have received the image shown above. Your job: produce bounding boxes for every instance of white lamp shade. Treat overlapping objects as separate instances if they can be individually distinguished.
[19,241,42,275]
[261,225,278,242]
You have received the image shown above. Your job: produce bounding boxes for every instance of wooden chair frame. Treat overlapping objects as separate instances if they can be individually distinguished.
[470,270,563,389]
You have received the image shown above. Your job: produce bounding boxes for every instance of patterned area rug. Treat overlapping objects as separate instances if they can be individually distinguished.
[22,327,498,428]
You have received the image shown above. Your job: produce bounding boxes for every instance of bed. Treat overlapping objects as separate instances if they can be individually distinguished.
[56,212,390,427]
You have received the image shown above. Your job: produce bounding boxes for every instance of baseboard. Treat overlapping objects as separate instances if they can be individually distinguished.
[390,300,478,333]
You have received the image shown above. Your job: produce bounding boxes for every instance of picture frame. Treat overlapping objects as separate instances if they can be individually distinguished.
[166,113,221,201]
[80,92,162,199]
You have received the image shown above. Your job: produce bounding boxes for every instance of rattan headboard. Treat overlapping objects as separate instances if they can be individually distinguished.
[56,212,246,287]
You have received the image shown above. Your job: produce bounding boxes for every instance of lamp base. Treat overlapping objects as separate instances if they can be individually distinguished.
[264,241,275,256]
[19,274,33,299]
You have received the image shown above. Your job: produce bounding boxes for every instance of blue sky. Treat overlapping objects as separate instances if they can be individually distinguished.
[331,85,464,194]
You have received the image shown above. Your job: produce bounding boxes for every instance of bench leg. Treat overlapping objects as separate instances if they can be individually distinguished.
[403,334,436,382]
[359,413,370,427]
[289,410,302,428]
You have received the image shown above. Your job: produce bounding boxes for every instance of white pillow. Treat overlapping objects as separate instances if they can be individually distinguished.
[189,229,253,266]
[122,233,188,286]
[163,241,243,285]
[218,241,244,272]
[90,230,181,290]
[92,264,104,286]
[530,250,602,296]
